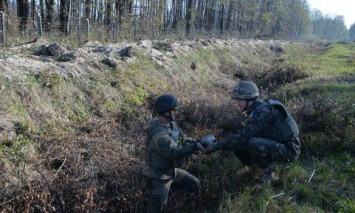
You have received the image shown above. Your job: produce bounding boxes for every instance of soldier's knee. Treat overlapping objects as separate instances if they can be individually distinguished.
[248,138,267,152]
[248,138,270,169]
[186,176,201,194]
[192,175,200,186]
[193,179,201,193]
[249,138,271,153]
[248,138,258,149]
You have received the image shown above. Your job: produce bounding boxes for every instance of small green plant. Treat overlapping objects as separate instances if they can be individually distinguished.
[37,70,61,88]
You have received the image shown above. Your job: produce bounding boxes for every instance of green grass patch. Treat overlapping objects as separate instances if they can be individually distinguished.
[288,43,355,76]
[295,81,355,98]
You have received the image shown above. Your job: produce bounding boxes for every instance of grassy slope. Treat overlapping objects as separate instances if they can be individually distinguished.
[214,42,355,213]
[0,40,354,212]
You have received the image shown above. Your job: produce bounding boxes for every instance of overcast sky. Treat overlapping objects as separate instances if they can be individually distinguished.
[307,0,355,29]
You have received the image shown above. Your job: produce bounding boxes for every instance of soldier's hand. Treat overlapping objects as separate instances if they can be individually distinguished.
[203,143,217,155]
[196,142,204,151]
[200,135,216,147]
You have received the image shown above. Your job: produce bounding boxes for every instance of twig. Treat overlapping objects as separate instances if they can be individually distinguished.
[271,192,285,198]
[308,169,316,182]
[51,155,67,184]
[0,196,20,206]
[288,195,296,200]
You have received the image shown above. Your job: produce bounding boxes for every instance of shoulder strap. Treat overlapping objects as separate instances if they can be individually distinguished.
[265,99,288,117]
[265,99,299,138]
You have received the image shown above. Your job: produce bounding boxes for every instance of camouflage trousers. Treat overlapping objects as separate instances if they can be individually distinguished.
[233,137,299,169]
[145,168,200,212]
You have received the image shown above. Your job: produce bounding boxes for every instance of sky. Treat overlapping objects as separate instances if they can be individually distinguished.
[307,0,355,29]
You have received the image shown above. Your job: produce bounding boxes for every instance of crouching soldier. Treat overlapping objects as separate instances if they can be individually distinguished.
[143,94,203,212]
[203,81,300,183]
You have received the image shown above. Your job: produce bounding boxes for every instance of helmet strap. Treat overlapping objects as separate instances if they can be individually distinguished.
[243,100,250,112]
[159,110,175,122]
[242,97,257,113]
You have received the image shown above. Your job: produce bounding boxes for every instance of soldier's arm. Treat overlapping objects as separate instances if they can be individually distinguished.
[152,132,196,160]
[172,122,195,145]
[219,105,275,150]
[181,132,196,145]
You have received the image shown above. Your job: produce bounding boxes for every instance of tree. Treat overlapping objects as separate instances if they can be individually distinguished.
[85,0,91,19]
[312,12,349,41]
[45,0,54,29]
[59,0,70,33]
[0,0,8,13]
[116,0,133,31]
[157,0,167,33]
[186,0,195,36]
[105,0,112,26]
[257,0,273,38]
[39,0,45,21]
[349,23,355,42]
[287,0,312,39]
[31,0,35,19]
[240,0,259,38]
[172,0,183,30]
[219,2,224,35]
[17,0,29,31]
[8,0,350,42]
[225,0,236,32]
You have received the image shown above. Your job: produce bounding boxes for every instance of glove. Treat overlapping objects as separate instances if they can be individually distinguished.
[200,135,216,147]
[196,142,204,151]
[203,143,217,155]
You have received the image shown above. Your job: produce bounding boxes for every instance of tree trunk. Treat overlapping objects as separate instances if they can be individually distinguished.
[45,0,54,29]
[85,0,91,19]
[116,0,133,29]
[219,3,224,35]
[172,0,182,30]
[105,0,112,26]
[186,0,194,36]
[39,0,45,21]
[94,0,98,21]
[226,0,234,31]
[159,0,166,32]
[31,0,35,19]
[0,0,8,13]
[98,0,103,23]
[60,0,69,33]
[17,0,29,31]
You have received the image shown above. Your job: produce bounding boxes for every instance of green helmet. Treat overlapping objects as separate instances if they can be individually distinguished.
[155,94,179,113]
[231,81,259,100]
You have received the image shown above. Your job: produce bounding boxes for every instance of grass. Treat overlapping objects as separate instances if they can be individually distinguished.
[201,152,355,212]
[286,42,355,77]
[214,42,355,212]
[1,39,355,212]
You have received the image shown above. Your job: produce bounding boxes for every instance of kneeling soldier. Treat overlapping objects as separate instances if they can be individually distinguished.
[203,81,300,183]
[143,94,203,212]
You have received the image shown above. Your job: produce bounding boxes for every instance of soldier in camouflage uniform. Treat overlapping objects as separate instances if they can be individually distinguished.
[203,81,300,182]
[143,94,203,212]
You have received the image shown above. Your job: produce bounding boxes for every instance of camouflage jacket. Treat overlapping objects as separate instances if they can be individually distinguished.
[142,119,196,180]
[219,99,300,152]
